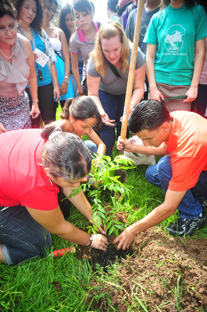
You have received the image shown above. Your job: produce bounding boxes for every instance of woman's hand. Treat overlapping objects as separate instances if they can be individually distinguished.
[0,123,8,134]
[53,85,60,102]
[60,80,68,95]
[91,234,108,251]
[184,86,198,103]
[30,104,40,119]
[149,86,164,102]
[101,113,115,126]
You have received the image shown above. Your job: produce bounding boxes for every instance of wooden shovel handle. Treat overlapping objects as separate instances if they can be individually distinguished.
[120,0,145,142]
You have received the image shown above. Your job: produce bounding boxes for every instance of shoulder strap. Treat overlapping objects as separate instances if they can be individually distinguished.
[107,61,122,78]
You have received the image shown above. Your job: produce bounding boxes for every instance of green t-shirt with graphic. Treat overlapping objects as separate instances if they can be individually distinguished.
[144,4,207,86]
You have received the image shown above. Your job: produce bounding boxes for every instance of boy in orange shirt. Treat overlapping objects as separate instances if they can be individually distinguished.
[115,100,207,250]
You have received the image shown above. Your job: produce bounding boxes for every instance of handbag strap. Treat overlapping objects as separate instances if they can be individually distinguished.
[107,61,122,78]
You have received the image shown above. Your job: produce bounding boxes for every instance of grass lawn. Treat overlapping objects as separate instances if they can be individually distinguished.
[1,108,206,311]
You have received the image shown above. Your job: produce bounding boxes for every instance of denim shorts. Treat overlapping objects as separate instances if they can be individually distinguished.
[0,205,52,265]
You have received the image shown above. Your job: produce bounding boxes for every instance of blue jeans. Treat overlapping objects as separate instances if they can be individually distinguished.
[99,90,126,156]
[145,156,207,219]
[0,205,52,265]
[84,140,97,155]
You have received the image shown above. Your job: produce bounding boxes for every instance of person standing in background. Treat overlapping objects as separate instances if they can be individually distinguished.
[70,0,100,96]
[0,0,39,132]
[122,0,136,30]
[107,0,119,22]
[126,0,161,55]
[42,0,74,108]
[14,0,60,127]
[58,3,83,97]
[116,0,133,26]
[144,0,207,112]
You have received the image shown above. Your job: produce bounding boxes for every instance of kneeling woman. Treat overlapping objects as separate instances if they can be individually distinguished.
[0,129,108,265]
[43,95,106,157]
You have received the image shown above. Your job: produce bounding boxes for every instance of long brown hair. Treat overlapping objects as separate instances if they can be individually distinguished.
[89,21,129,77]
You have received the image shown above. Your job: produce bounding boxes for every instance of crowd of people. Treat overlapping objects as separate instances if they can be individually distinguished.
[0,0,207,265]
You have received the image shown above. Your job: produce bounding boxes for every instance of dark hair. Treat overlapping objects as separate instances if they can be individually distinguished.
[117,1,132,16]
[51,0,58,6]
[128,100,171,133]
[72,0,93,14]
[60,96,102,130]
[58,3,73,43]
[41,96,102,140]
[13,0,43,33]
[162,0,207,11]
[107,0,118,12]
[41,132,92,181]
[0,0,16,19]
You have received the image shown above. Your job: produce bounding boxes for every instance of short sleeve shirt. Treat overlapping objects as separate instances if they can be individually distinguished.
[165,111,207,192]
[70,22,99,76]
[0,129,59,210]
[87,44,145,95]
[144,4,207,85]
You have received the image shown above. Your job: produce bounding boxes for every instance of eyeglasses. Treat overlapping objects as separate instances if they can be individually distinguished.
[0,23,17,34]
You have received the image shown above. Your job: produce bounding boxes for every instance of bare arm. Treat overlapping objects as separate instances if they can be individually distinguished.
[0,123,7,134]
[62,184,93,221]
[71,53,82,93]
[23,37,40,119]
[87,74,115,126]
[50,63,60,101]
[59,29,70,95]
[146,43,164,102]
[87,128,106,155]
[117,137,167,156]
[26,202,107,250]
[114,189,187,250]
[184,38,205,103]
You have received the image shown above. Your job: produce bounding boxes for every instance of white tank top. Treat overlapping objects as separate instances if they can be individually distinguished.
[49,29,62,53]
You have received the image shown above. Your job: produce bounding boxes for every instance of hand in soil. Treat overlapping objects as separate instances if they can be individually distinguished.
[91,241,133,271]
[91,234,108,251]
[113,224,137,250]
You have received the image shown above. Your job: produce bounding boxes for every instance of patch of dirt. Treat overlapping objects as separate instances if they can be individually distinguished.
[85,227,207,311]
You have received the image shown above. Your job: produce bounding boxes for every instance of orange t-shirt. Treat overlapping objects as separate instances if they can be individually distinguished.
[166,111,207,192]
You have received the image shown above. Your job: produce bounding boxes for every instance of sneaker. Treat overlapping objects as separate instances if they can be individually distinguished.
[168,214,206,236]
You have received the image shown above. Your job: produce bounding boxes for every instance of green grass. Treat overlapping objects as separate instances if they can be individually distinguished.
[1,149,206,311]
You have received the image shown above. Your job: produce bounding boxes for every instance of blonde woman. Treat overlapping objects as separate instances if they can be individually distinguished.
[87,21,145,156]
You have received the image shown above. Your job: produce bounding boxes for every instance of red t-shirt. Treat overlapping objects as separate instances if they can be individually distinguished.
[0,129,59,210]
[166,111,207,192]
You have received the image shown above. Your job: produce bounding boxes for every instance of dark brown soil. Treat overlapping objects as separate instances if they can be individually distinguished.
[81,227,207,311]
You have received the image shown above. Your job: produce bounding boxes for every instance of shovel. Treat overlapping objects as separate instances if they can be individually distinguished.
[115,0,145,182]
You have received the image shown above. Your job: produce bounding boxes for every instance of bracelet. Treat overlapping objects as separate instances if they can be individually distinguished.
[63,79,69,84]
[64,75,69,79]
[87,234,93,247]
[32,99,39,104]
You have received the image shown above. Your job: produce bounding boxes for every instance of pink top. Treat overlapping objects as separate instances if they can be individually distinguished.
[70,21,99,77]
